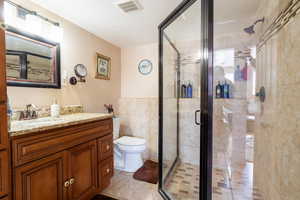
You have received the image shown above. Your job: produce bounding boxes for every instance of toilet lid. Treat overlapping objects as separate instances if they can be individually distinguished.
[115,136,146,146]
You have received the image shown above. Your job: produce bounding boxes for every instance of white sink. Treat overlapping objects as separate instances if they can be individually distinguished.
[12,117,65,127]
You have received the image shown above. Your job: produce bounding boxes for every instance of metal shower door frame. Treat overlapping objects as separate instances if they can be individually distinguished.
[158,0,214,199]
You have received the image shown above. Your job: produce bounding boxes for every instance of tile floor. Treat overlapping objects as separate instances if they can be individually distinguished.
[164,162,199,200]
[101,161,263,200]
[101,170,163,200]
[101,133,263,200]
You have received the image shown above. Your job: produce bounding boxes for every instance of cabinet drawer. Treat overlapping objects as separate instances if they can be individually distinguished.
[98,157,113,190]
[98,134,113,162]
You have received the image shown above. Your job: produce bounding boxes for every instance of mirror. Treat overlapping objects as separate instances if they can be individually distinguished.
[6,26,61,88]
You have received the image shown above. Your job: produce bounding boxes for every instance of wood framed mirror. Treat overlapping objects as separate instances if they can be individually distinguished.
[5,26,61,89]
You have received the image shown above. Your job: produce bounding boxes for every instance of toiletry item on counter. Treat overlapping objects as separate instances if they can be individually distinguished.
[187,81,193,98]
[216,81,222,98]
[51,99,60,118]
[181,82,187,98]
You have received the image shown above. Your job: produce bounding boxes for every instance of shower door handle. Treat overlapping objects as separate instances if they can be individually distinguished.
[195,110,201,125]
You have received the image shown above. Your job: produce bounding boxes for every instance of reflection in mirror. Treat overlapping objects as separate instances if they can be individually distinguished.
[6,27,61,88]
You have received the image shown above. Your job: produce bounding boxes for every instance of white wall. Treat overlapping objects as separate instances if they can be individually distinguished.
[121,43,158,98]
[8,0,121,113]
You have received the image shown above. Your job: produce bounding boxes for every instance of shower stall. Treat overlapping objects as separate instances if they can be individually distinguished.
[158,0,213,199]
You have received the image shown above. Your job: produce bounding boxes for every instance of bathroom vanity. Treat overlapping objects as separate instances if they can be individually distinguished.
[9,113,114,200]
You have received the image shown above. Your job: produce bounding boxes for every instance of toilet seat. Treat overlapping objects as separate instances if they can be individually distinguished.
[114,136,146,146]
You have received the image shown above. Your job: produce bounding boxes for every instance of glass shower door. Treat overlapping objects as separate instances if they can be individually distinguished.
[158,0,213,199]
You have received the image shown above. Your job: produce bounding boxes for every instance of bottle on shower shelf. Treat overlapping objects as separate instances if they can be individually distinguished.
[216,81,221,98]
[187,81,193,98]
[234,65,242,81]
[220,81,225,98]
[242,62,248,81]
[181,82,187,98]
[223,81,230,98]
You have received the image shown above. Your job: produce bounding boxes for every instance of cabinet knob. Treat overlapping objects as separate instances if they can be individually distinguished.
[64,180,70,188]
[106,145,110,150]
[106,168,110,174]
[70,178,75,185]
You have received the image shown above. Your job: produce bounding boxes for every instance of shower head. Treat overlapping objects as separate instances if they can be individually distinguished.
[244,17,265,35]
[244,25,255,35]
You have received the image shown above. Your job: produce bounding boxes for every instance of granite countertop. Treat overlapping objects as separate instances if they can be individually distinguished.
[9,113,113,137]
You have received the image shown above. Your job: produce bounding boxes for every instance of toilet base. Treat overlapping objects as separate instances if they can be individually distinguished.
[115,152,144,173]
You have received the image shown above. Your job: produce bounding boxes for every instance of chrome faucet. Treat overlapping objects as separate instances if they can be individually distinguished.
[18,104,39,120]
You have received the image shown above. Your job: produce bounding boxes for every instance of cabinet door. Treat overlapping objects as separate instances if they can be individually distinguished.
[0,151,8,198]
[68,141,97,200]
[15,152,67,200]
[0,104,8,150]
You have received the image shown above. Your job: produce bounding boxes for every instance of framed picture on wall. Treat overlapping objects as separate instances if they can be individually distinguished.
[95,53,111,80]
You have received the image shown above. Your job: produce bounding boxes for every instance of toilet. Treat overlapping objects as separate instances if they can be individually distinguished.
[113,122,146,172]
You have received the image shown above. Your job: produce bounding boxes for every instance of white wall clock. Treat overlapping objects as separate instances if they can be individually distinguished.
[138,59,153,75]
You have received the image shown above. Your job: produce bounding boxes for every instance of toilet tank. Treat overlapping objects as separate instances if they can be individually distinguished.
[113,117,120,139]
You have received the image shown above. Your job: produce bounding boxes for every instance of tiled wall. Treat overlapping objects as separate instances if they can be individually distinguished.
[213,99,247,173]
[118,97,201,166]
[254,0,300,199]
[119,98,159,161]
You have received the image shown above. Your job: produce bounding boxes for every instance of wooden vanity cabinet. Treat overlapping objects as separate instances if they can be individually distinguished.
[11,119,113,200]
[0,0,12,199]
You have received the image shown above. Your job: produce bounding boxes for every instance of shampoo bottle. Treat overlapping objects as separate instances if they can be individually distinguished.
[220,81,224,98]
[187,81,193,98]
[181,82,187,98]
[224,81,230,98]
[216,81,221,98]
[234,65,241,81]
[242,62,248,81]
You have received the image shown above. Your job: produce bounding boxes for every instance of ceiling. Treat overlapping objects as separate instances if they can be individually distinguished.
[30,0,260,48]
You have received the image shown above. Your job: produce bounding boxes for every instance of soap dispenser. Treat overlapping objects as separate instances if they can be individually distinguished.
[51,98,60,118]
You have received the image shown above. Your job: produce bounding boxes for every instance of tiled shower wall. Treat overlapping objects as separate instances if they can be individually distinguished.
[254,0,300,199]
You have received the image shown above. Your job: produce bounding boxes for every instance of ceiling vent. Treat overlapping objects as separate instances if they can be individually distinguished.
[115,0,143,13]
